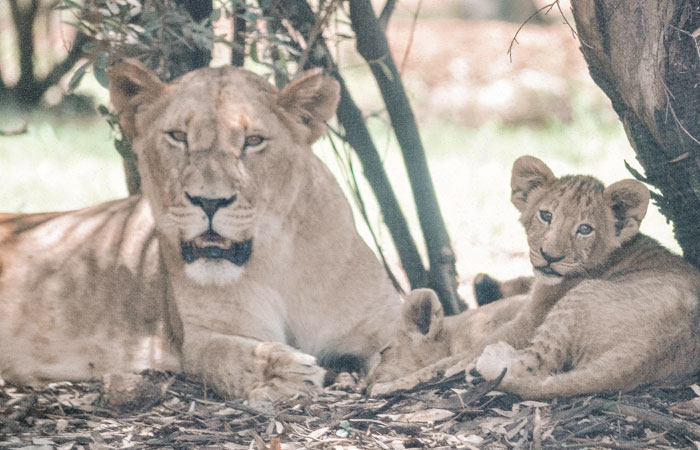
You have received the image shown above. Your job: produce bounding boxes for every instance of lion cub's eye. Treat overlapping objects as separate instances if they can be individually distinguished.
[539,210,552,224]
[577,224,594,236]
[166,130,188,144]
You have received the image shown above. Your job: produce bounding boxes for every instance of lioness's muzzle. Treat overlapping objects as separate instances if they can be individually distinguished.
[180,238,253,266]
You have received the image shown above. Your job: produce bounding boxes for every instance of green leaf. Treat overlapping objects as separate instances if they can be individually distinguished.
[81,41,97,52]
[209,8,221,21]
[60,0,85,9]
[94,66,109,87]
[95,51,109,70]
[68,60,91,92]
[250,41,259,62]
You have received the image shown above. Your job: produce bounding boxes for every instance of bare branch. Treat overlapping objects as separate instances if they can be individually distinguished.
[398,0,423,75]
[378,0,397,31]
[296,0,337,74]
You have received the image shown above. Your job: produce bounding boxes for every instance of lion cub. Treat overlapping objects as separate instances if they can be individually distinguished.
[370,156,700,398]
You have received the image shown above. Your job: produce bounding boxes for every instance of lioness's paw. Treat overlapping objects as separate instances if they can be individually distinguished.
[476,342,519,380]
[248,342,325,403]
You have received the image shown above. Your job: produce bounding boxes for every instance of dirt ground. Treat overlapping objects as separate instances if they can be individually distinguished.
[3,369,700,450]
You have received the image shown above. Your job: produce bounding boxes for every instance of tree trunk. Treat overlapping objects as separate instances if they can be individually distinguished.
[571,1,700,269]
[348,0,464,314]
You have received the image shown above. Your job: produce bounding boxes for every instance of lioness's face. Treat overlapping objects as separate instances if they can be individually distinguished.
[108,61,339,284]
[511,156,650,284]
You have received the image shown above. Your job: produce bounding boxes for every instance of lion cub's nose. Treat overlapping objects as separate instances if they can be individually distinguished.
[185,193,237,220]
[539,248,564,264]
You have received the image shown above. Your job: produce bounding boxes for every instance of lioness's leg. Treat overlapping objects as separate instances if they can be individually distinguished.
[181,334,325,402]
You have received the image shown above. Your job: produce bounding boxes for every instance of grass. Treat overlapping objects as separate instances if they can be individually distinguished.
[0,98,678,303]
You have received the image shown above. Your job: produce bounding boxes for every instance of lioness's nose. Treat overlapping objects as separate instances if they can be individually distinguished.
[185,193,237,220]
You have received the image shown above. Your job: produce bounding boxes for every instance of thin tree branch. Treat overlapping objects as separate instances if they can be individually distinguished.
[37,33,89,94]
[399,0,422,75]
[280,0,429,291]
[231,0,247,67]
[378,0,397,31]
[348,0,463,314]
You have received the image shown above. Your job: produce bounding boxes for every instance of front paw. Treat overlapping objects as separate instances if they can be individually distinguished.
[368,375,420,396]
[248,342,325,404]
[475,342,518,380]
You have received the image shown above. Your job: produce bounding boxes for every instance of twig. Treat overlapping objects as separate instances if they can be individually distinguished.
[378,0,397,31]
[508,1,558,62]
[663,82,700,147]
[508,1,590,61]
[399,0,422,75]
[344,392,406,420]
[591,399,700,441]
[457,369,507,405]
[296,0,337,74]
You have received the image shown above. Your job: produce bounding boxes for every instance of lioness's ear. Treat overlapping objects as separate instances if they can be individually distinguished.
[278,69,340,144]
[604,179,650,243]
[510,155,556,212]
[402,289,443,336]
[108,59,165,137]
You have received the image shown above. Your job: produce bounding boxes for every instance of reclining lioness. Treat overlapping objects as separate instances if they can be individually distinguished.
[370,156,700,398]
[0,60,403,403]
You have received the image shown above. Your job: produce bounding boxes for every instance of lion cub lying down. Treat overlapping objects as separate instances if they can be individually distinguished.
[370,155,700,398]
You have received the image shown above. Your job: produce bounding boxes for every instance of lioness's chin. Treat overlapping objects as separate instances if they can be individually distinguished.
[184,259,245,286]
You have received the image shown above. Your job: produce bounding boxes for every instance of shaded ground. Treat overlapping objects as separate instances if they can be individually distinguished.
[3,370,700,449]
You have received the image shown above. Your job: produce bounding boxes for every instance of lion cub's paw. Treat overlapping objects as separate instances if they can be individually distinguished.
[368,375,420,397]
[248,342,325,404]
[476,342,519,380]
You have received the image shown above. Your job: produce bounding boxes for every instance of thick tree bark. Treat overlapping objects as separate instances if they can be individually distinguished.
[348,0,463,313]
[571,1,700,269]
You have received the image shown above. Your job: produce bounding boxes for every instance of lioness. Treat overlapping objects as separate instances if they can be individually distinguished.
[0,60,402,402]
[370,156,700,398]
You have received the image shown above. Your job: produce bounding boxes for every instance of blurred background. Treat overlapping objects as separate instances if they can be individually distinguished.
[0,0,676,306]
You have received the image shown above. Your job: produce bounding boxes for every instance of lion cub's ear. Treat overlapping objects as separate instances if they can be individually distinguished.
[402,289,443,337]
[604,179,650,243]
[511,156,556,212]
[278,69,340,144]
[108,59,166,137]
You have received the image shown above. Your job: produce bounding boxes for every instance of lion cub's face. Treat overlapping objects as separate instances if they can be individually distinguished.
[108,61,339,284]
[510,156,650,284]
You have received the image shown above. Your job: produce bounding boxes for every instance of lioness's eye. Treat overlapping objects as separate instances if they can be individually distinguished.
[244,135,265,148]
[539,210,552,224]
[577,224,594,235]
[167,130,188,143]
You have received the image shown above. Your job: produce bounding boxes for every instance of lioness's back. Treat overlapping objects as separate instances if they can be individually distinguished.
[0,196,179,384]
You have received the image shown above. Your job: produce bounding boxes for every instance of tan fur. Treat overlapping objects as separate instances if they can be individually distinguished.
[0,61,401,402]
[370,156,700,399]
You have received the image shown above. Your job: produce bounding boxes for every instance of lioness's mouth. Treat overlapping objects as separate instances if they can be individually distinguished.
[180,231,252,266]
[536,266,562,277]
